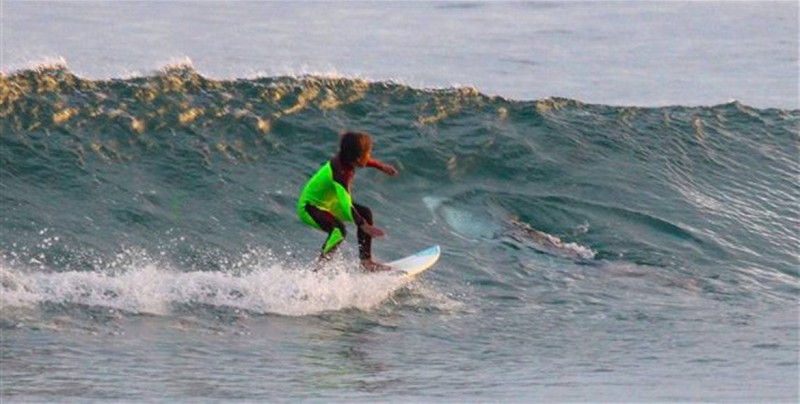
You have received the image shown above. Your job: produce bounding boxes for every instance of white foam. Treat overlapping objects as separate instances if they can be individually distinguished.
[0,255,409,317]
[1,55,68,75]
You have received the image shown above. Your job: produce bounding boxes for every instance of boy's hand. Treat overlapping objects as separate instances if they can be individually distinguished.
[381,164,398,176]
[360,223,386,238]
[367,159,398,176]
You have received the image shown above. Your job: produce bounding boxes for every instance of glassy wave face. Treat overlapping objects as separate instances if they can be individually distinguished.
[1,66,798,318]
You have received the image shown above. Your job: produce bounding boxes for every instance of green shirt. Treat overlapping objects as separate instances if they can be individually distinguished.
[297,161,354,223]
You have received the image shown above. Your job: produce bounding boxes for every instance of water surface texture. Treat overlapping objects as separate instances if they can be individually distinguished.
[1,2,798,402]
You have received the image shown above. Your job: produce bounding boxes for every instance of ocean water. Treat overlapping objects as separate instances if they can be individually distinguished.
[1,1,799,402]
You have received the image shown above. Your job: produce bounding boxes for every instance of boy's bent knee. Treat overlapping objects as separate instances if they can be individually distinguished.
[354,204,373,224]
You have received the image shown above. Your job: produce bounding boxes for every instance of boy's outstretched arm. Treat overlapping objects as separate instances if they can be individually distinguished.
[348,205,385,238]
[333,179,386,238]
[367,159,398,176]
[359,222,386,238]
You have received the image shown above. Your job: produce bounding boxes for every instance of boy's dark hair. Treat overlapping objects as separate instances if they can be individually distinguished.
[339,131,372,164]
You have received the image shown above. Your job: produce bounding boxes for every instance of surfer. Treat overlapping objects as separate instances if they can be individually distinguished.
[298,131,398,271]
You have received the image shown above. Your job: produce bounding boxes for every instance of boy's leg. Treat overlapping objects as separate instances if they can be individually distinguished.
[304,204,347,260]
[353,204,390,271]
[353,203,373,261]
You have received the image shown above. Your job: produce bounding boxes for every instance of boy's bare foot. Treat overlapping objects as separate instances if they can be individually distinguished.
[360,260,392,272]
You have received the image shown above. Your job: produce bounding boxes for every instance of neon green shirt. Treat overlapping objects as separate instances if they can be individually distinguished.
[297,161,354,224]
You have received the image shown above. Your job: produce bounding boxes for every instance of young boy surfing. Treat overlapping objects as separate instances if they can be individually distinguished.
[297,131,398,271]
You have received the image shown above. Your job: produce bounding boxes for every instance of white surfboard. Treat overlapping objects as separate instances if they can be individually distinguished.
[386,245,441,279]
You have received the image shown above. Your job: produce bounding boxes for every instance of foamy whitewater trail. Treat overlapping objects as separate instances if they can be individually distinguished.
[0,252,411,319]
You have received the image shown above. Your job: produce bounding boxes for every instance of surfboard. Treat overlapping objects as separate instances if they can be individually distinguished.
[387,245,441,279]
